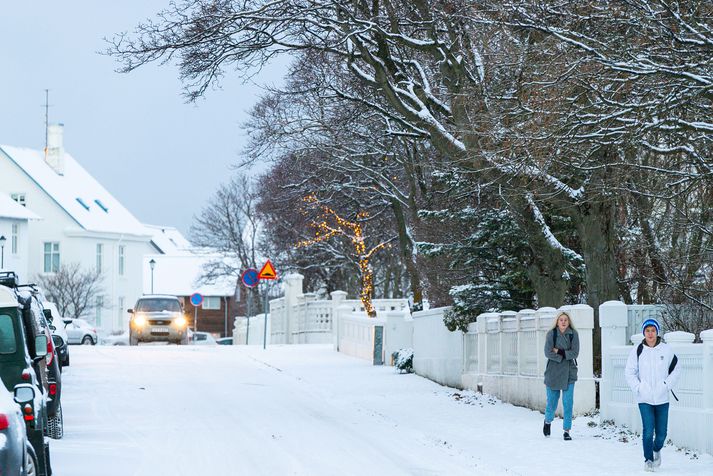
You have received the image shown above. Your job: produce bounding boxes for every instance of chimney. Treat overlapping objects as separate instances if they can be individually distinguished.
[45,123,65,175]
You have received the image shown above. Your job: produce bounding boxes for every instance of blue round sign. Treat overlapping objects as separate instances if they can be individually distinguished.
[190,292,204,307]
[241,268,259,288]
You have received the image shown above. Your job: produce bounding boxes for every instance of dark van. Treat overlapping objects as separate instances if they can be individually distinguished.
[0,273,53,475]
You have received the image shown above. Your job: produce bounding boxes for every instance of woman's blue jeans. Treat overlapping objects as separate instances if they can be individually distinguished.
[638,403,669,462]
[545,383,575,430]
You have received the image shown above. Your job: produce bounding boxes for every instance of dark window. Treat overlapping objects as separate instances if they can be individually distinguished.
[76,197,90,210]
[0,314,18,354]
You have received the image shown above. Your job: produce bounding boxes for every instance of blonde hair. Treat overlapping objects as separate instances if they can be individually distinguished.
[550,311,576,331]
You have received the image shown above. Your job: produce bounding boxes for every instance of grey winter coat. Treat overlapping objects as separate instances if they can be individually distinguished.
[544,327,579,390]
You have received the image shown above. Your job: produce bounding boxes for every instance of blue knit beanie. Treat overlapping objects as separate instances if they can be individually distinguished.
[641,318,660,335]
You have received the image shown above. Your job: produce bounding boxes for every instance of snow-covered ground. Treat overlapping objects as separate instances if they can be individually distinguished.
[51,345,713,475]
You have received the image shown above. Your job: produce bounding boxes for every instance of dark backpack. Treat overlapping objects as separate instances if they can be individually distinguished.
[636,342,679,401]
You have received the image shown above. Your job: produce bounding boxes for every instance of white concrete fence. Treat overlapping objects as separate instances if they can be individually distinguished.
[232,276,712,456]
[599,300,713,456]
[462,305,596,416]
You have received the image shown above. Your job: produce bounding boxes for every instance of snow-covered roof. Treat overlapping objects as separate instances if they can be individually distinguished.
[144,254,237,297]
[0,193,41,220]
[0,145,149,236]
[144,224,192,255]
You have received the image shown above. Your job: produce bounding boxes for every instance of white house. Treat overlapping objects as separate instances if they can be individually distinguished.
[0,124,157,334]
[0,193,40,278]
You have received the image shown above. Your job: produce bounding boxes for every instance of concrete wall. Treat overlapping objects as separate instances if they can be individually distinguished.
[412,307,464,388]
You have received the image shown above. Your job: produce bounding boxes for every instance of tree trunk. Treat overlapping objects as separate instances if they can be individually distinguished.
[390,196,424,309]
[513,199,569,307]
[575,196,619,375]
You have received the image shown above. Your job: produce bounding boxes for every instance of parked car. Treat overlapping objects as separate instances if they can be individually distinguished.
[190,331,217,345]
[0,377,37,476]
[128,295,189,345]
[43,302,70,367]
[100,332,129,346]
[0,272,53,475]
[216,337,233,345]
[19,288,63,440]
[63,318,97,345]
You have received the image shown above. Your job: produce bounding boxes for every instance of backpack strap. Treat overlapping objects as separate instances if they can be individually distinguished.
[637,342,679,402]
[668,354,678,374]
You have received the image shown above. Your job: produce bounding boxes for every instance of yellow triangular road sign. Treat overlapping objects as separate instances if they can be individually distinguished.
[258,260,277,280]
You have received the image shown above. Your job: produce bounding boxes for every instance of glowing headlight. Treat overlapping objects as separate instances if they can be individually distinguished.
[174,316,187,327]
[133,315,147,327]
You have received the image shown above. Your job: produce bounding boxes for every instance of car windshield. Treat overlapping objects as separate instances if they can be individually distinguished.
[0,314,18,354]
[136,299,181,313]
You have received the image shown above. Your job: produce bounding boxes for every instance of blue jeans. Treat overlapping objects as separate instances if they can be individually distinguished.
[638,403,669,462]
[545,383,575,431]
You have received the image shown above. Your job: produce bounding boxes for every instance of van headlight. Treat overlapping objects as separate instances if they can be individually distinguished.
[175,316,187,327]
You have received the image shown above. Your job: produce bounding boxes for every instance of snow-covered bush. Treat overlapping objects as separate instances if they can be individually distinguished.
[392,348,413,374]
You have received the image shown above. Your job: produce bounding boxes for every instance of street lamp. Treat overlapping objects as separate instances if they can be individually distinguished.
[0,235,6,269]
[149,259,156,294]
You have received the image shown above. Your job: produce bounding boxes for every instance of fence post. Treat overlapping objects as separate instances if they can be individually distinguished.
[599,300,628,419]
[330,290,348,350]
[477,313,488,378]
[701,329,713,454]
[283,273,304,344]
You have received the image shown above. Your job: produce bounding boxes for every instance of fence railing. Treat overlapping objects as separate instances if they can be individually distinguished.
[600,300,713,456]
[462,305,596,415]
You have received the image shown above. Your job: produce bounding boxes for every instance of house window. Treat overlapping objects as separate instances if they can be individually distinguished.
[203,296,221,310]
[96,244,103,273]
[118,246,125,276]
[95,295,103,326]
[11,224,18,254]
[117,297,125,329]
[43,242,60,273]
[10,193,26,207]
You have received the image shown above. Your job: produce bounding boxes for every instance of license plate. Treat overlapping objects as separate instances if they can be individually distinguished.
[151,327,169,333]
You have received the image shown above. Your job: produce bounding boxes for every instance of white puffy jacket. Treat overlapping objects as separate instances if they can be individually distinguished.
[624,339,681,405]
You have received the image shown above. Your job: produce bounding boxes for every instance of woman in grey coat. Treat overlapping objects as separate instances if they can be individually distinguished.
[543,311,579,440]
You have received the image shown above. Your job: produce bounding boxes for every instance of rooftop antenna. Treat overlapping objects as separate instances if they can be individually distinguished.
[42,89,52,155]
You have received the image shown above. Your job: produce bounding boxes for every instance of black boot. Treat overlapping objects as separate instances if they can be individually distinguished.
[543,422,551,437]
[563,431,572,441]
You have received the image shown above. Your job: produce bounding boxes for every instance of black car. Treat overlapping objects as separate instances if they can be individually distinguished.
[19,288,64,440]
[43,302,70,368]
[0,272,53,475]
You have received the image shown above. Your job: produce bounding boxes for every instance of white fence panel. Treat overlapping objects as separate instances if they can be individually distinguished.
[600,301,713,456]
[462,305,596,416]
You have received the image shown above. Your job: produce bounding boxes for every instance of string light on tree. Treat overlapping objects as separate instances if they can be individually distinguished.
[297,194,389,317]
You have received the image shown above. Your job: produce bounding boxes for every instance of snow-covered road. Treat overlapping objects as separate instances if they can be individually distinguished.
[51,345,713,475]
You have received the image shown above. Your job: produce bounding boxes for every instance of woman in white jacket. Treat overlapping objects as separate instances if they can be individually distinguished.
[624,318,681,472]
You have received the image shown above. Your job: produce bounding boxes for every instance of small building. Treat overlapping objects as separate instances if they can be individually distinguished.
[142,253,238,337]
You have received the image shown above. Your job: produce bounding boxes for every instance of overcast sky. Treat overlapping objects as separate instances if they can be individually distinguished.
[0,2,285,236]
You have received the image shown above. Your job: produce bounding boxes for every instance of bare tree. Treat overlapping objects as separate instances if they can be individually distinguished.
[36,263,104,320]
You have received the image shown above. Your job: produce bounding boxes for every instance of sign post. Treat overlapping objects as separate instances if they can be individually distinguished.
[241,269,259,345]
[258,260,277,349]
[190,292,203,332]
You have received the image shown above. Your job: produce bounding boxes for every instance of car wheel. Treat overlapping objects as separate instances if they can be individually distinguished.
[130,332,139,346]
[47,402,64,439]
[81,335,94,345]
[64,355,70,366]
[25,442,39,476]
